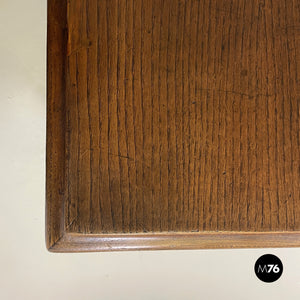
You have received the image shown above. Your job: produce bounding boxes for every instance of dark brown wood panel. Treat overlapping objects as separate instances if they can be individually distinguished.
[47,0,300,251]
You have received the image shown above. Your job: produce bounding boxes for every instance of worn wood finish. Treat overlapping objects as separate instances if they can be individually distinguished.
[47,0,300,252]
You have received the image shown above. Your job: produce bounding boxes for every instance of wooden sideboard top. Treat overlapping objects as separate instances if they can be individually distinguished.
[47,0,300,252]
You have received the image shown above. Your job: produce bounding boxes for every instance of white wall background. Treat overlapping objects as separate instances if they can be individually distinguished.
[0,1,299,299]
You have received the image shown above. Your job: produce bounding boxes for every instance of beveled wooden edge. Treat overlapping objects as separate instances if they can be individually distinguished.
[46,0,68,250]
[48,232,300,252]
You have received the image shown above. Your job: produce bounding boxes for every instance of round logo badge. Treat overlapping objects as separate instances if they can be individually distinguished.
[254,254,283,283]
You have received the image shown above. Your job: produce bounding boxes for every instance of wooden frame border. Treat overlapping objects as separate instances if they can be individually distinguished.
[46,0,300,252]
[48,231,300,252]
[46,0,68,250]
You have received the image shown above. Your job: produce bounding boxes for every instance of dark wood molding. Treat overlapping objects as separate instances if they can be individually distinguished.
[46,0,68,249]
[49,231,300,252]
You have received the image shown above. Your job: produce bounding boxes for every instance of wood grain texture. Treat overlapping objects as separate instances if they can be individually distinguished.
[47,0,300,252]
